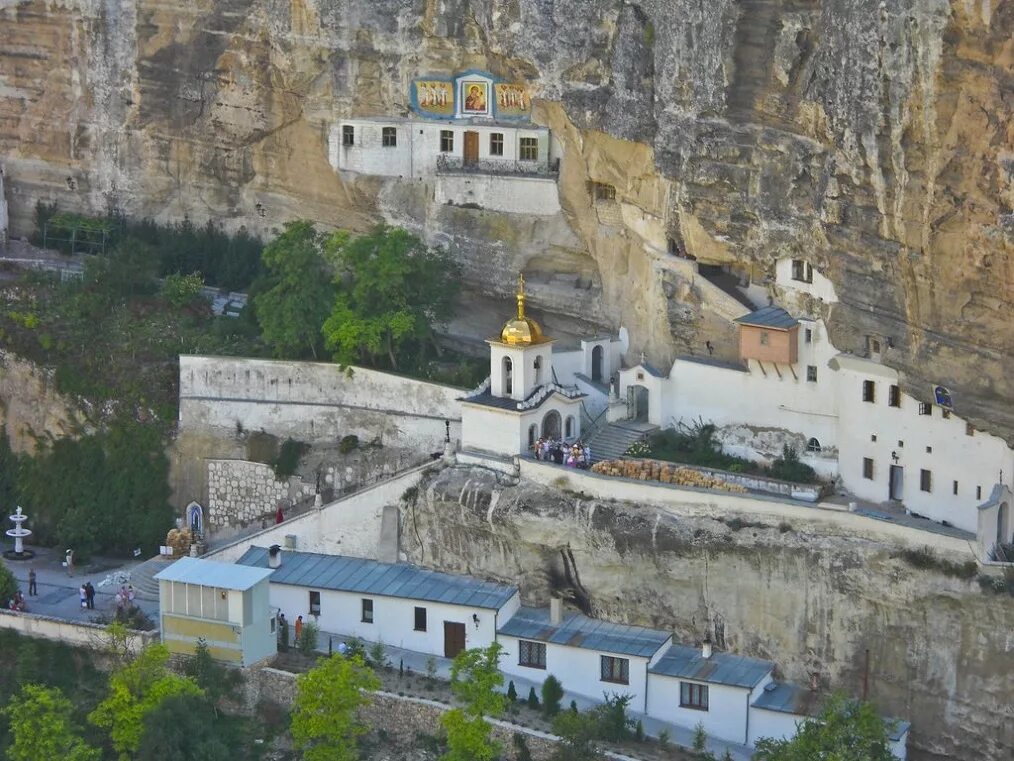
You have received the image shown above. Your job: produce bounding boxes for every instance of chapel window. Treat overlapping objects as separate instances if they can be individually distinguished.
[489,133,504,156]
[862,458,874,480]
[862,380,875,403]
[342,125,355,146]
[382,126,397,147]
[888,385,901,407]
[807,438,821,453]
[920,469,932,493]
[440,130,454,153]
[806,365,817,382]
[591,182,616,202]
[519,137,539,161]
[791,259,813,284]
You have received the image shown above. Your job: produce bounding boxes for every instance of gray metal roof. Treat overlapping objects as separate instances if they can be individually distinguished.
[154,557,274,591]
[497,606,671,658]
[751,682,910,741]
[459,386,584,412]
[734,305,799,330]
[648,643,773,688]
[236,547,518,610]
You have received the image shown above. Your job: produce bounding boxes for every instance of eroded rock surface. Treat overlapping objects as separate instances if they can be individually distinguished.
[1,1,1011,438]
[402,466,1014,761]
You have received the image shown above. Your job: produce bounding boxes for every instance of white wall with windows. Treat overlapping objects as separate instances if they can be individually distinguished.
[774,257,838,304]
[647,674,772,746]
[834,355,1014,533]
[461,395,583,456]
[268,582,519,658]
[498,635,668,715]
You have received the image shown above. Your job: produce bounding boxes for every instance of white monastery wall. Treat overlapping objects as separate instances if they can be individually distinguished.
[498,636,659,716]
[835,357,1014,533]
[205,463,431,563]
[774,258,839,304]
[179,355,462,450]
[434,174,560,215]
[747,707,804,747]
[647,674,769,746]
[268,583,509,658]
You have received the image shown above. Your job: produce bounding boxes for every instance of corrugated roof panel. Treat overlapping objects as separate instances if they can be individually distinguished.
[154,556,274,591]
[649,644,773,688]
[733,305,799,330]
[235,547,517,610]
[497,607,670,658]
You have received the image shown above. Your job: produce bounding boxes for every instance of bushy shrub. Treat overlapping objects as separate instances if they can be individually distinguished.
[541,674,564,717]
[768,445,817,483]
[272,438,309,480]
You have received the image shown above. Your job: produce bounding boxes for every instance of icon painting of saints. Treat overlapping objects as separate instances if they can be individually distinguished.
[462,82,489,114]
[413,80,453,116]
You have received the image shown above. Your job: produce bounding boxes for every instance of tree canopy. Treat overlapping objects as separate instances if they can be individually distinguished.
[322,224,459,369]
[753,693,898,761]
[290,652,380,761]
[441,643,506,761]
[136,693,232,761]
[3,684,100,761]
[253,220,336,359]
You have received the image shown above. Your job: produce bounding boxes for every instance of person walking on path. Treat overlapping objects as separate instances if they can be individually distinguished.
[85,582,95,610]
[65,549,74,577]
[78,584,87,609]
[27,568,37,596]
[295,615,303,644]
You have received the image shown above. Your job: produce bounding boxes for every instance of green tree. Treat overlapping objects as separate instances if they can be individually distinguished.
[0,559,17,606]
[541,674,564,717]
[441,643,506,761]
[182,638,244,713]
[85,238,160,300]
[89,643,203,760]
[753,693,897,761]
[550,710,599,761]
[136,693,232,761]
[297,620,320,655]
[322,225,459,369]
[161,271,205,309]
[290,653,380,761]
[3,684,101,761]
[254,220,335,358]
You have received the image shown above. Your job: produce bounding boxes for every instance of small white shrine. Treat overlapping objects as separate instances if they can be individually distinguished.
[460,276,586,456]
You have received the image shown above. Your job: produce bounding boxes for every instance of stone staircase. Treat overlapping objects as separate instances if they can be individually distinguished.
[587,421,659,463]
[120,555,174,601]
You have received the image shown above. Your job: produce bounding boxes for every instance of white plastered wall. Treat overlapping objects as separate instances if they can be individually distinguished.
[646,675,766,746]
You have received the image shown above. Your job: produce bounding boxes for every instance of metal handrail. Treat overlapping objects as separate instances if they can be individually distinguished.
[435,154,558,179]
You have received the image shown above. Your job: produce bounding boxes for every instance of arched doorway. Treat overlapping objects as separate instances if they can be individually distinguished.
[542,410,562,439]
[186,501,204,536]
[628,385,649,422]
[502,356,513,395]
[998,502,1010,546]
[591,345,604,382]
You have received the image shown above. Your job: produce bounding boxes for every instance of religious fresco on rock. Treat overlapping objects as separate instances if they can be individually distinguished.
[410,70,530,120]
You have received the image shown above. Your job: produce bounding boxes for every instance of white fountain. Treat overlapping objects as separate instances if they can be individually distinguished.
[5,505,34,560]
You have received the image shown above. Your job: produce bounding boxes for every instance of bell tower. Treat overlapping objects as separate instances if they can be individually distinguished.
[488,275,554,401]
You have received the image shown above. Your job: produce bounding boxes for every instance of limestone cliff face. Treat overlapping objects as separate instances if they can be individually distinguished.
[0,351,85,452]
[403,466,1013,761]
[1,1,1012,437]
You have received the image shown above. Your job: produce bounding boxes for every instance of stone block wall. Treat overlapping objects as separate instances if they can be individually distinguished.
[207,460,313,529]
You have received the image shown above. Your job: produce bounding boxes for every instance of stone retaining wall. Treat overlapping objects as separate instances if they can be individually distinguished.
[0,609,158,653]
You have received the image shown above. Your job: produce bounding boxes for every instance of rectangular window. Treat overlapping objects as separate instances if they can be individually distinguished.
[862,380,876,403]
[942,408,951,419]
[897,440,904,448]
[867,336,881,355]
[926,446,932,454]
[888,385,901,408]
[519,137,539,161]
[966,423,975,437]
[440,130,454,153]
[600,656,629,685]
[519,640,547,669]
[790,259,813,284]
[920,469,932,493]
[759,331,770,346]
[918,402,932,416]
[342,125,354,146]
[382,126,397,147]
[414,606,427,632]
[680,682,709,711]
[489,132,504,156]
[361,598,374,624]
[871,434,877,442]
[977,485,982,500]
[806,365,817,383]
[804,328,813,343]
[309,591,321,616]
[863,457,874,480]
[953,480,958,496]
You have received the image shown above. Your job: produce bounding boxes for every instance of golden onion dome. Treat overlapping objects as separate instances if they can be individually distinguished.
[499,274,548,345]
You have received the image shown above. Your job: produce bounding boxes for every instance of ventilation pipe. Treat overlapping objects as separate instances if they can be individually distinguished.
[702,636,713,660]
[268,544,282,569]
[550,597,563,625]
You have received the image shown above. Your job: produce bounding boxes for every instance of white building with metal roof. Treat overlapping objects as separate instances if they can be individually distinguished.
[236,546,520,659]
[497,602,673,715]
[154,557,276,666]
[646,642,774,746]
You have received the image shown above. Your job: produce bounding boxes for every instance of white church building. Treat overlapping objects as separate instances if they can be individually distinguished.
[614,258,1014,535]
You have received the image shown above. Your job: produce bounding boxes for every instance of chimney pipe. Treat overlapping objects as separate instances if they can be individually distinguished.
[268,544,282,569]
[549,597,563,625]
[702,637,712,660]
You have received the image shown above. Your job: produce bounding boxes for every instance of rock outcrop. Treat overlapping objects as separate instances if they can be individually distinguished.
[403,465,1013,761]
[1,1,1011,439]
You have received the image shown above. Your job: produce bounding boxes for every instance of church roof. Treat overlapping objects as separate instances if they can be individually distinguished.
[495,274,550,345]
[734,305,798,330]
[460,383,584,412]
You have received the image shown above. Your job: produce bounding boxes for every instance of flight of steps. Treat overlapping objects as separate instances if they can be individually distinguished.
[587,422,658,463]
[122,556,174,601]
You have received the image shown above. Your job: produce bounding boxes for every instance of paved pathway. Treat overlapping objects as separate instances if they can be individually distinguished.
[1,545,159,623]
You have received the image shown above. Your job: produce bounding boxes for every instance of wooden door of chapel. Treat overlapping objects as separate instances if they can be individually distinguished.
[443,621,466,658]
[463,131,479,165]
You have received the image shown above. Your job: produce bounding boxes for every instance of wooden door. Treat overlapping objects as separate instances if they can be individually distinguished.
[889,465,904,501]
[463,131,479,165]
[443,621,466,658]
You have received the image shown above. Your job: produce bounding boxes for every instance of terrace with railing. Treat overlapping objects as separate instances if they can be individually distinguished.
[435,154,559,179]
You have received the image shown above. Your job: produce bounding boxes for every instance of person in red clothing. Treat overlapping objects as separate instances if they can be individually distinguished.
[295,615,303,644]
[275,505,284,524]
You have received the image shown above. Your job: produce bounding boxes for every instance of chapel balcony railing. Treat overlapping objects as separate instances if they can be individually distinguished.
[435,154,560,179]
